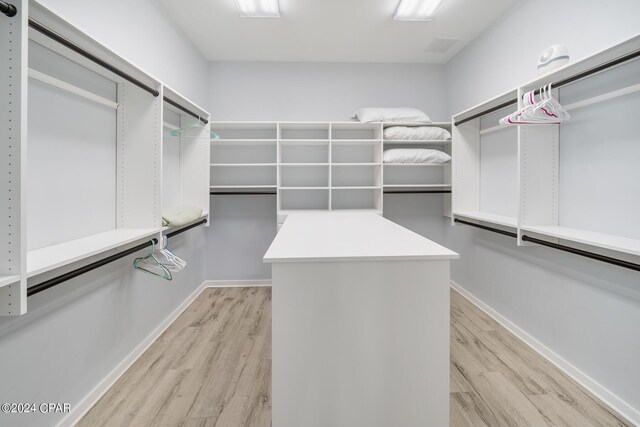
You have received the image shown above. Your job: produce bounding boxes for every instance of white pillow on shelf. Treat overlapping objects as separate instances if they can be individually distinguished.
[351,107,432,124]
[384,126,451,141]
[383,148,451,164]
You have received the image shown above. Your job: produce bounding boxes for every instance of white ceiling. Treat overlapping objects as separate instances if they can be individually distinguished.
[160,0,516,63]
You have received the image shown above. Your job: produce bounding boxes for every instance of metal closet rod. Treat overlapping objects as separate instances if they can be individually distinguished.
[28,18,160,97]
[27,219,208,297]
[209,190,452,196]
[164,97,208,125]
[453,218,640,272]
[454,47,640,127]
[1,0,17,17]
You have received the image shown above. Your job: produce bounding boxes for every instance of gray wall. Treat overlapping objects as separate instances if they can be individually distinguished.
[444,0,640,421]
[206,61,448,280]
[0,1,210,426]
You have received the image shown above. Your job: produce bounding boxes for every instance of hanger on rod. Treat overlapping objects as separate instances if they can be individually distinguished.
[500,84,570,125]
[171,115,220,140]
[133,240,173,281]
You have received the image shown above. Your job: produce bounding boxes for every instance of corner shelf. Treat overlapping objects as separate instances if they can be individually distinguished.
[27,228,160,278]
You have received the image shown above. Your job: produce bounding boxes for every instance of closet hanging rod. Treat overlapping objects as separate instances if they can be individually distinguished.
[0,0,17,17]
[384,190,452,194]
[164,97,208,125]
[27,219,208,297]
[521,235,640,273]
[453,218,518,238]
[454,47,640,127]
[210,191,277,195]
[453,218,640,272]
[28,18,160,97]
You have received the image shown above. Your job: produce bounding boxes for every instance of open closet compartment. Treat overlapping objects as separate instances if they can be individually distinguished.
[278,123,331,221]
[517,36,640,260]
[453,33,640,265]
[209,122,278,192]
[330,122,383,213]
[25,0,163,282]
[162,85,210,229]
[452,97,519,229]
[0,0,27,315]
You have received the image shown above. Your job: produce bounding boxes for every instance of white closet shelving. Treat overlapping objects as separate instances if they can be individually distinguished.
[0,0,26,314]
[162,85,211,230]
[210,122,278,191]
[0,0,211,315]
[212,121,454,225]
[452,34,640,262]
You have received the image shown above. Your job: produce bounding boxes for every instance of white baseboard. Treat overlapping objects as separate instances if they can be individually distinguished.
[450,281,640,426]
[58,281,209,427]
[203,279,272,288]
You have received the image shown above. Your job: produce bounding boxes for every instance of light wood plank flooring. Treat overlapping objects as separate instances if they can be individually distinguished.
[79,287,631,427]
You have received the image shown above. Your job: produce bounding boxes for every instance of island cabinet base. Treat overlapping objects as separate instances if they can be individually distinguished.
[271,260,450,427]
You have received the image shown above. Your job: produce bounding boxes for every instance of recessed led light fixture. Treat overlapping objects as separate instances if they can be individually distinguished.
[394,0,445,21]
[236,0,280,18]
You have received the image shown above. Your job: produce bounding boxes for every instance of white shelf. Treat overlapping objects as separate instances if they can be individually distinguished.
[520,226,640,257]
[331,140,380,145]
[280,187,329,190]
[210,163,276,167]
[381,122,452,128]
[213,140,277,146]
[333,186,382,190]
[384,163,449,167]
[210,185,276,189]
[384,139,451,145]
[280,163,329,166]
[215,139,277,143]
[0,275,20,289]
[279,139,329,145]
[453,211,517,228]
[384,184,452,189]
[27,228,160,278]
[332,163,380,166]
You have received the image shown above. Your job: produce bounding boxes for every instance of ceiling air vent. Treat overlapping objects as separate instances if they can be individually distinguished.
[424,38,459,53]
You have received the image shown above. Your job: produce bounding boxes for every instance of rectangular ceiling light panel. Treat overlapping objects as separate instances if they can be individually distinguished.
[394,0,445,21]
[236,0,280,18]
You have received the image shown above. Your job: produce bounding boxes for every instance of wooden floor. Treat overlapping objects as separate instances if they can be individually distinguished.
[79,287,630,427]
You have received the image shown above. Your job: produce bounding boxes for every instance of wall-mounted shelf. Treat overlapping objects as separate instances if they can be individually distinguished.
[211,121,453,225]
[27,228,160,278]
[453,211,517,228]
[0,1,212,315]
[452,33,640,266]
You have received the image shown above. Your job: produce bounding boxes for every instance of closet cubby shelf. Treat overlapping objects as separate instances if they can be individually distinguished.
[212,121,452,223]
[27,228,160,278]
[452,34,640,262]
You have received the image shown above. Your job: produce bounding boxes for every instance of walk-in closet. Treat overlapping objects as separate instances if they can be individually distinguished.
[1,0,640,426]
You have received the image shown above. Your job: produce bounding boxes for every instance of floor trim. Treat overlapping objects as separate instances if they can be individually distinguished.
[57,281,209,427]
[203,279,272,288]
[60,280,272,427]
[450,280,640,426]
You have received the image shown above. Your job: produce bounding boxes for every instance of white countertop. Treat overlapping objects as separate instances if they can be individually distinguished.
[264,212,459,263]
